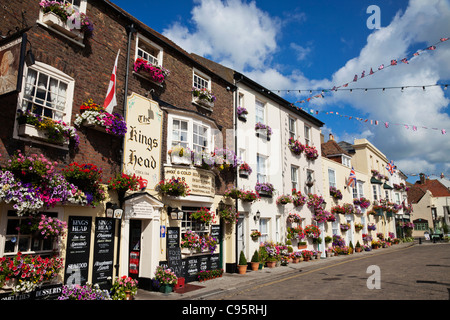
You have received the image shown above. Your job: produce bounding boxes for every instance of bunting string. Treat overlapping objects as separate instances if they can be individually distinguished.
[294,106,448,134]
[287,37,449,104]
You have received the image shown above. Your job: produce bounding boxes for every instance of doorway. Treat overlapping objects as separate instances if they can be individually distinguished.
[129,220,141,280]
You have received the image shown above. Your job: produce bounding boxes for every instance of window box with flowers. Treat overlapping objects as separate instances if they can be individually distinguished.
[192,87,216,110]
[133,58,170,85]
[74,100,127,137]
[168,145,192,166]
[255,182,274,197]
[237,106,248,122]
[16,110,79,149]
[255,122,272,141]
[288,138,305,155]
[224,186,241,199]
[238,162,252,178]
[39,0,94,42]
[155,178,190,197]
[0,252,64,294]
[329,186,343,200]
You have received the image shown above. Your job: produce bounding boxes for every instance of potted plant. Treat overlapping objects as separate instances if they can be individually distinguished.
[355,241,362,252]
[329,186,343,200]
[110,275,139,300]
[250,250,260,271]
[290,251,302,263]
[154,266,177,293]
[224,186,242,199]
[298,241,307,250]
[237,250,247,274]
[301,250,313,261]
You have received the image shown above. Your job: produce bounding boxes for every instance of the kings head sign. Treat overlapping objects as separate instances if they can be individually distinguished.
[123,92,162,191]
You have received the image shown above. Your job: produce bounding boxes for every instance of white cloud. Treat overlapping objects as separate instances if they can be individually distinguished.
[163,0,450,176]
[162,0,280,72]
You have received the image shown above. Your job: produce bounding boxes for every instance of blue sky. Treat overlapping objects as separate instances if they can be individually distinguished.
[110,0,450,182]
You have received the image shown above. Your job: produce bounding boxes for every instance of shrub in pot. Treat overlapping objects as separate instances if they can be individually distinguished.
[237,250,247,274]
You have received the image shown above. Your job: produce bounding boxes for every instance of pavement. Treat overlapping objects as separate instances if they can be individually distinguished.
[134,239,438,300]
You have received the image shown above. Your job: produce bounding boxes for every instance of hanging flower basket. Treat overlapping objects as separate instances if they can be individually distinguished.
[291,189,306,207]
[238,190,260,203]
[276,194,292,205]
[192,87,216,110]
[288,138,305,155]
[155,178,190,197]
[238,162,252,177]
[190,207,214,225]
[329,186,343,200]
[304,145,319,160]
[218,207,238,224]
[250,230,262,241]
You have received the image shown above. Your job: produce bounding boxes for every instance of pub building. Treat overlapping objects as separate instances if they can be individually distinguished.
[0,0,235,298]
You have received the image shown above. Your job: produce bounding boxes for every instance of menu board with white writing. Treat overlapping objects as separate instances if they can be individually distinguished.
[64,216,92,286]
[92,217,115,289]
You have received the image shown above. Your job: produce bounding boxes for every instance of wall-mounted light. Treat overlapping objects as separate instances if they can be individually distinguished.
[106,202,123,219]
[169,207,184,220]
[254,210,261,221]
[25,40,35,66]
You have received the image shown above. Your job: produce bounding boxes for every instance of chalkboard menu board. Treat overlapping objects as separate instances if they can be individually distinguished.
[160,253,222,283]
[166,227,179,249]
[92,217,115,289]
[210,224,221,240]
[64,216,92,286]
[166,228,182,277]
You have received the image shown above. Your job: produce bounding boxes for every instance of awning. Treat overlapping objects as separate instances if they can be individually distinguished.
[370,177,383,184]
[383,183,393,189]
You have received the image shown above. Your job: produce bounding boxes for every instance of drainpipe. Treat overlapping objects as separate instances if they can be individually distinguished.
[115,23,136,278]
[233,74,243,272]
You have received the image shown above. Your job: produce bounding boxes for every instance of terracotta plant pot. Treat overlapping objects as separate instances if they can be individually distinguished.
[250,262,259,271]
[237,264,247,274]
[266,261,276,268]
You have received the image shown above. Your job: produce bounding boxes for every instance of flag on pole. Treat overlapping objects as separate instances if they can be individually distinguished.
[347,167,356,188]
[386,160,395,175]
[104,50,120,113]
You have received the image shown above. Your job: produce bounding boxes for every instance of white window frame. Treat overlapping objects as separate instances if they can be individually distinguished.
[328,168,336,188]
[193,68,211,91]
[291,165,299,190]
[306,169,314,194]
[256,154,268,183]
[304,125,311,146]
[14,62,75,144]
[288,116,296,139]
[353,180,364,199]
[167,113,214,159]
[259,218,269,243]
[1,207,64,257]
[255,99,265,124]
[342,155,351,168]
[372,184,379,201]
[135,34,164,67]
